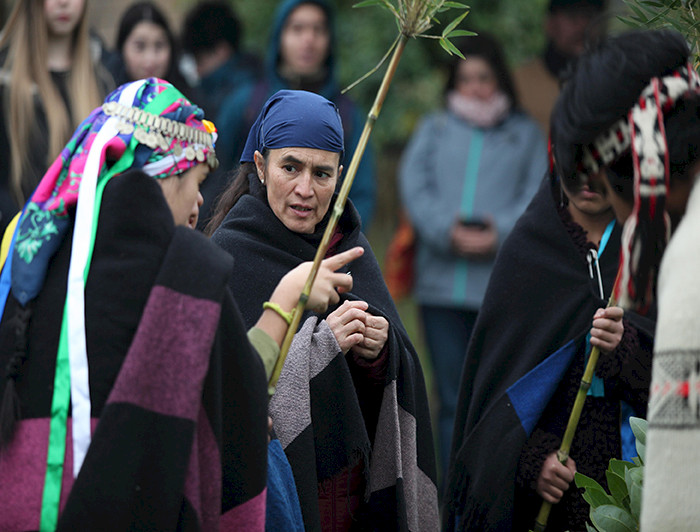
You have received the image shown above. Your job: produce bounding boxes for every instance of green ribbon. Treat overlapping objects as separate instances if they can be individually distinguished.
[38,85,182,530]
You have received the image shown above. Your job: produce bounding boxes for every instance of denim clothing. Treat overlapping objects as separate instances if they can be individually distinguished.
[420,305,478,483]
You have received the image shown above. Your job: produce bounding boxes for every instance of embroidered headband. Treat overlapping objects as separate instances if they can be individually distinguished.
[576,63,700,311]
[102,100,218,169]
[576,64,700,182]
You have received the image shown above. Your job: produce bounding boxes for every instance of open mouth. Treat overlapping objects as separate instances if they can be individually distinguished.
[291,205,313,215]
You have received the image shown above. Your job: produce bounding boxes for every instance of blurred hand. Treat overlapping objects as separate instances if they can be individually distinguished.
[351,314,389,360]
[326,300,368,354]
[450,220,497,258]
[589,306,624,354]
[536,452,577,504]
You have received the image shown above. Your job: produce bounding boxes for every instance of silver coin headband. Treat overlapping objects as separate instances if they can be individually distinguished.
[102,100,219,170]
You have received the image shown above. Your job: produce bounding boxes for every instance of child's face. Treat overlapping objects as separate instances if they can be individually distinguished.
[591,169,634,224]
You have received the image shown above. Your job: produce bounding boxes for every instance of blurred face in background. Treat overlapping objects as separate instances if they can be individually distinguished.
[122,21,171,80]
[279,3,330,77]
[44,0,85,38]
[547,7,600,57]
[455,56,499,102]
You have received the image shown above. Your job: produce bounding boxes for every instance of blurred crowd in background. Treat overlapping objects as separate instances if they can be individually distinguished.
[0,0,623,484]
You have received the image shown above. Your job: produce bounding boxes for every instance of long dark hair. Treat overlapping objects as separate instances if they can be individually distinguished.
[445,32,519,107]
[116,2,182,85]
[181,1,241,55]
[1,304,33,448]
[205,161,259,236]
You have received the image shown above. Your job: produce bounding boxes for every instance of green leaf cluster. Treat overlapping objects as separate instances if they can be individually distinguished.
[341,0,472,92]
[574,417,647,532]
[620,0,700,65]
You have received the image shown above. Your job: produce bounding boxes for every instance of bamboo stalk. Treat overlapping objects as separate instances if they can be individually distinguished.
[268,34,409,388]
[533,282,620,531]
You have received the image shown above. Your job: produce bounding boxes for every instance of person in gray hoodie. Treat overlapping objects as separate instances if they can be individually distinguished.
[399,32,547,483]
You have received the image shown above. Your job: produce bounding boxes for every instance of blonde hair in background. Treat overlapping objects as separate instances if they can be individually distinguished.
[0,0,102,205]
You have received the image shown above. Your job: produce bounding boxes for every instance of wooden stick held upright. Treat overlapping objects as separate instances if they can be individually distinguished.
[269,35,408,388]
[532,271,622,532]
[267,0,472,389]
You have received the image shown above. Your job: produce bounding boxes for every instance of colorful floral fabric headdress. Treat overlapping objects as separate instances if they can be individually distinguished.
[0,78,217,529]
[9,77,218,305]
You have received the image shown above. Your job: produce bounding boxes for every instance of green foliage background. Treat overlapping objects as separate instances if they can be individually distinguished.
[228,0,549,148]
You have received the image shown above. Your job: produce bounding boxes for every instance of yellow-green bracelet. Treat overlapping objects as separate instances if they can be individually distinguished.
[263,301,294,325]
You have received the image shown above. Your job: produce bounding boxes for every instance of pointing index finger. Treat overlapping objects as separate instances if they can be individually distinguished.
[323,247,364,272]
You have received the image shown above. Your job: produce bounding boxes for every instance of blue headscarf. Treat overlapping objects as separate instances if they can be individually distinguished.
[240,90,344,163]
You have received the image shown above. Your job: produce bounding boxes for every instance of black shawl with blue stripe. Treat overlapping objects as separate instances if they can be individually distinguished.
[443,176,656,531]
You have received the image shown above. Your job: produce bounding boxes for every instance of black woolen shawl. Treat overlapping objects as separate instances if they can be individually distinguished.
[0,171,268,530]
[442,176,656,531]
[211,176,438,531]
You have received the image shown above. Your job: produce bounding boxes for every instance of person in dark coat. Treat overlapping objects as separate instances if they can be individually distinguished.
[213,0,376,230]
[208,89,438,531]
[443,108,656,531]
[548,29,700,530]
[0,78,360,531]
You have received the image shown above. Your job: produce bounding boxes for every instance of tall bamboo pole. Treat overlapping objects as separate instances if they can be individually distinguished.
[269,35,409,388]
[533,272,621,531]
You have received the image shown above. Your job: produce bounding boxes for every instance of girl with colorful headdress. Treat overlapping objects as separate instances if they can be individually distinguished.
[0,78,361,530]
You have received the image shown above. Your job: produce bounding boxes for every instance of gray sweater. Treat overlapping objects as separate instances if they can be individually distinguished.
[399,109,546,309]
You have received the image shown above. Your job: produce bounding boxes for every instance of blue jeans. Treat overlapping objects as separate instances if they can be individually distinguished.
[420,305,478,484]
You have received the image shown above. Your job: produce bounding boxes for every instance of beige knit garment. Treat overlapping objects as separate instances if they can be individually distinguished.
[640,175,700,531]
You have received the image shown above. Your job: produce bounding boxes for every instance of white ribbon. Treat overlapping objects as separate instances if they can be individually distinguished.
[66,79,146,477]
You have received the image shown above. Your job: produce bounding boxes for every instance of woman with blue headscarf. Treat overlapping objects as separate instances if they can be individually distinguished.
[208,89,438,531]
[0,79,361,530]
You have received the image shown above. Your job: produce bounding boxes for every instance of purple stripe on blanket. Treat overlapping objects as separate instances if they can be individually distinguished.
[0,417,98,531]
[108,285,221,421]
[183,405,221,530]
[220,488,266,531]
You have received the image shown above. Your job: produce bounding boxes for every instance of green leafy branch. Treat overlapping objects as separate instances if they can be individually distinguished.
[344,0,473,93]
[574,417,647,532]
[620,0,700,66]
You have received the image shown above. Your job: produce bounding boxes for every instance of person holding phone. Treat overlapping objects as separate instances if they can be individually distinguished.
[399,32,546,483]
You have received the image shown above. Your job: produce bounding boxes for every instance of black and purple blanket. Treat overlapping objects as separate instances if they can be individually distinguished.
[0,171,268,530]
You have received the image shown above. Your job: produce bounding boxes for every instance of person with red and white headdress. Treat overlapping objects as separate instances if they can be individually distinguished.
[551,28,700,530]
